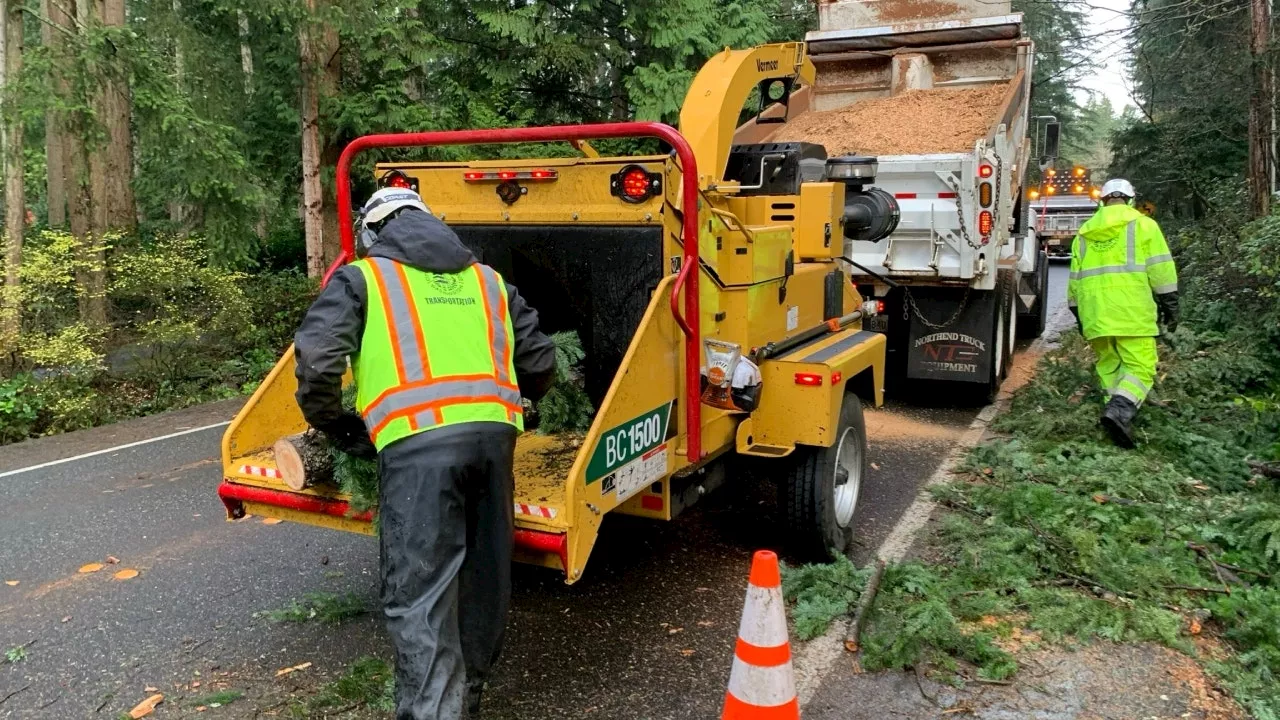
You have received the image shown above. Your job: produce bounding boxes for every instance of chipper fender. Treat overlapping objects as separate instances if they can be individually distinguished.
[735,326,885,457]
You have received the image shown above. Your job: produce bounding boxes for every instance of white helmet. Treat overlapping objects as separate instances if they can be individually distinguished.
[355,187,432,256]
[1099,178,1136,201]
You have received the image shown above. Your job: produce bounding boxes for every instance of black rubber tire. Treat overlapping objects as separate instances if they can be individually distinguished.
[1018,250,1050,339]
[780,393,867,562]
[982,272,1013,402]
[1002,270,1017,380]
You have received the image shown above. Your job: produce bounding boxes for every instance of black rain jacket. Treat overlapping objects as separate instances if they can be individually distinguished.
[293,210,557,430]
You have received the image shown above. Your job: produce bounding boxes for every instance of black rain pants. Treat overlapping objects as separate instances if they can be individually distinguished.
[377,422,517,720]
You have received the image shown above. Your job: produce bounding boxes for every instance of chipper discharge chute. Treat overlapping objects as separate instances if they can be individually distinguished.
[219,42,892,583]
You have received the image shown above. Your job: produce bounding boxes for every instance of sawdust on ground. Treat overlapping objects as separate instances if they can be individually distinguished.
[863,407,966,443]
[769,84,1011,157]
[999,349,1043,397]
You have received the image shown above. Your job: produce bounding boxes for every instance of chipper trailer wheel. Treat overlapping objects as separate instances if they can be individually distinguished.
[781,392,868,561]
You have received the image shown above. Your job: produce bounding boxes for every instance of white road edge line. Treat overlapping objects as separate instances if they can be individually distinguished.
[793,305,1073,706]
[0,420,232,479]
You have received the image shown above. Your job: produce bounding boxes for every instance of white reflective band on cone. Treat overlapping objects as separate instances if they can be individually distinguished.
[737,585,789,648]
[727,660,797,708]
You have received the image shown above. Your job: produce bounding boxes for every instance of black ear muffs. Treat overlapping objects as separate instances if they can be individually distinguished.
[354,211,379,258]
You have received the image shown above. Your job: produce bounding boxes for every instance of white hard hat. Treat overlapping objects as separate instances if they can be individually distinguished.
[355,187,432,257]
[360,186,431,227]
[1100,178,1136,200]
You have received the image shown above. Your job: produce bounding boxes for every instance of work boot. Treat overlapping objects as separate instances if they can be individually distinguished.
[465,683,484,718]
[1100,396,1139,449]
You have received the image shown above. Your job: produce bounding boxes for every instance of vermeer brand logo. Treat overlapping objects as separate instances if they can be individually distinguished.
[756,59,779,72]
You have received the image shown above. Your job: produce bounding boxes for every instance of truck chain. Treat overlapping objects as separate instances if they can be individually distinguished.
[903,285,972,330]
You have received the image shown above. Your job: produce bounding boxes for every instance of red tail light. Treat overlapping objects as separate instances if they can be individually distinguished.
[978,210,994,236]
[794,373,823,386]
[622,169,650,198]
[978,164,994,179]
[611,164,661,203]
[379,170,418,192]
[463,169,558,182]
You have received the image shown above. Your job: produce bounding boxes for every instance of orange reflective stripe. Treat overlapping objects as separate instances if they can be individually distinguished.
[474,265,499,379]
[369,394,525,443]
[366,260,408,384]
[363,376,522,430]
[392,261,431,379]
[362,373,518,420]
[475,265,513,384]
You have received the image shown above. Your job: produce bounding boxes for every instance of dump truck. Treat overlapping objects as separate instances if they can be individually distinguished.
[219,43,906,582]
[1030,166,1100,259]
[736,0,1047,399]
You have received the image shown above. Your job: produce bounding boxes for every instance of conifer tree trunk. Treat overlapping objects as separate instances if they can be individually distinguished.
[1,0,23,340]
[238,9,252,96]
[299,0,326,278]
[41,0,67,229]
[93,0,135,234]
[1249,0,1273,218]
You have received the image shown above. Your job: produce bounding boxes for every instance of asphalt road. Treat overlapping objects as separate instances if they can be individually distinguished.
[0,264,1069,720]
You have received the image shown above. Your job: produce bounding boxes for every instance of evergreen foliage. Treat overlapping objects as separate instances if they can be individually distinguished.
[535,330,593,435]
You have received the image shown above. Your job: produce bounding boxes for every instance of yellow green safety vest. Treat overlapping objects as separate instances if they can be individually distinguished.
[351,257,523,451]
[1067,204,1178,340]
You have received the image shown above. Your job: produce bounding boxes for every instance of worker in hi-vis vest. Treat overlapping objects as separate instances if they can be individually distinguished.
[1067,178,1179,448]
[293,187,556,719]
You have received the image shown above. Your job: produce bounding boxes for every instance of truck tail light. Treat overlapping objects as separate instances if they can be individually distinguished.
[978,210,994,236]
[979,182,992,208]
[978,164,994,178]
[794,372,823,386]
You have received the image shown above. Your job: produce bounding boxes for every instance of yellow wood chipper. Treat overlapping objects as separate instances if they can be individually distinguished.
[218,42,896,583]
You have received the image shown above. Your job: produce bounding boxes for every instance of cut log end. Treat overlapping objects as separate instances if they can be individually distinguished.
[273,432,334,491]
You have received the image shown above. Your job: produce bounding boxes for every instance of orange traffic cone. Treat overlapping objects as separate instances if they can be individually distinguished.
[723,550,800,720]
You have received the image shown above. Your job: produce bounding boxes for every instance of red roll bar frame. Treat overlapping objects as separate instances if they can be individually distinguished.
[325,122,703,461]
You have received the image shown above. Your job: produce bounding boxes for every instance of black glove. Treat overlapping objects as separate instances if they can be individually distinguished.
[1069,306,1083,334]
[1156,292,1179,333]
[318,411,377,461]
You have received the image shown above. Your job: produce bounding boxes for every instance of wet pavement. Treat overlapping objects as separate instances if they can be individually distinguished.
[0,266,1069,719]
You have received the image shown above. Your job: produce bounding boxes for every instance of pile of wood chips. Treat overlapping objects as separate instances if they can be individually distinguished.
[769,83,1011,157]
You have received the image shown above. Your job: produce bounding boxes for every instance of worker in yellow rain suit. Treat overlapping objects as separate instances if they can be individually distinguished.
[1067,179,1179,448]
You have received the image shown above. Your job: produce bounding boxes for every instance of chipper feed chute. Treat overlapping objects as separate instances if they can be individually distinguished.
[218,123,707,582]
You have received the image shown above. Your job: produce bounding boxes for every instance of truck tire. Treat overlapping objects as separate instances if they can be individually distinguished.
[1002,270,1017,379]
[781,392,867,561]
[982,272,1014,402]
[1018,250,1049,339]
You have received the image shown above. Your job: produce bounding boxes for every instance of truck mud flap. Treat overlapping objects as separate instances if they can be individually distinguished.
[904,286,998,384]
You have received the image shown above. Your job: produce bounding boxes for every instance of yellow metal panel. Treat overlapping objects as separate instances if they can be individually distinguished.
[743,327,886,451]
[222,346,309,463]
[680,43,815,187]
[562,274,683,583]
[240,501,376,536]
[512,433,573,531]
[376,157,666,225]
[796,183,845,260]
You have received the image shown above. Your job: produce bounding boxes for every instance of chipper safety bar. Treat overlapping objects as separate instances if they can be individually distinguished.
[218,122,706,575]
